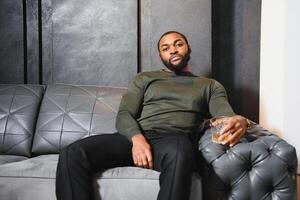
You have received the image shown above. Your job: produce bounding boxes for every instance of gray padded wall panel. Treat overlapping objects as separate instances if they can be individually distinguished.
[32,84,127,154]
[42,0,137,87]
[141,0,211,76]
[0,0,24,83]
[26,0,40,84]
[0,85,44,156]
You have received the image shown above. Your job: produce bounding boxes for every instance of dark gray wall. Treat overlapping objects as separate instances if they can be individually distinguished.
[212,0,261,122]
[42,0,137,86]
[0,0,211,86]
[0,0,24,83]
[0,0,261,120]
[26,0,40,84]
[141,0,211,76]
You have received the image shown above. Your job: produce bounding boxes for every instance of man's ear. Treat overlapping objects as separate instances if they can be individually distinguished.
[188,45,192,54]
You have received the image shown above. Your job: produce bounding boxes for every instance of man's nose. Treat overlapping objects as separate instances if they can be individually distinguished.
[169,46,178,54]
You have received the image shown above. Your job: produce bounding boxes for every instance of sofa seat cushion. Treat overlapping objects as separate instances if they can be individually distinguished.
[95,167,202,200]
[0,154,58,200]
[0,154,58,178]
[0,154,202,200]
[0,154,161,180]
[94,167,160,200]
[0,155,28,165]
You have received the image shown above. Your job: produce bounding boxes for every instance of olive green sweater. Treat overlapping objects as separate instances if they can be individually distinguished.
[116,70,235,140]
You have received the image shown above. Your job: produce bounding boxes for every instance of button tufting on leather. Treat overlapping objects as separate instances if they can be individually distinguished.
[199,123,297,199]
[244,164,252,172]
[225,184,231,192]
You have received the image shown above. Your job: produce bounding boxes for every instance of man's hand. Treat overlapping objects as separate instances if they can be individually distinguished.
[211,115,248,147]
[131,134,153,169]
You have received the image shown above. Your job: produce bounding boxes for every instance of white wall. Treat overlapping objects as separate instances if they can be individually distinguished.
[260,0,300,173]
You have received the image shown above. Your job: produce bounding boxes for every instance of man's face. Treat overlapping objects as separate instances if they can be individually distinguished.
[158,33,191,72]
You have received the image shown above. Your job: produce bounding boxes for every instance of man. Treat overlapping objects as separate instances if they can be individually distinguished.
[56,31,249,200]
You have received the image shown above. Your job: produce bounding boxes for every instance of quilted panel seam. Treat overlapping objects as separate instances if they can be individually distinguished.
[1,87,16,153]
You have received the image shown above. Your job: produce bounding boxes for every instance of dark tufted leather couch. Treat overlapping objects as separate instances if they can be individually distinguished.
[0,84,297,200]
[199,124,297,199]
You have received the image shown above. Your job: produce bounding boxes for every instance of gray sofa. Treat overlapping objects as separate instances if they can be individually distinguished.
[0,84,297,200]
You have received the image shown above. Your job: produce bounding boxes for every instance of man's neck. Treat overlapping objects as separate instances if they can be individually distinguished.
[164,65,191,73]
[181,65,191,72]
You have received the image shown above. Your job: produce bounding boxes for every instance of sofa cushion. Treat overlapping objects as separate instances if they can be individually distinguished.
[32,84,127,154]
[95,167,160,200]
[0,155,28,165]
[0,155,160,200]
[0,84,44,157]
[0,154,58,178]
[95,167,202,200]
[0,154,202,200]
[0,154,59,200]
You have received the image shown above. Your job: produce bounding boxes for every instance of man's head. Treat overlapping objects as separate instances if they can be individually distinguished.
[157,31,191,72]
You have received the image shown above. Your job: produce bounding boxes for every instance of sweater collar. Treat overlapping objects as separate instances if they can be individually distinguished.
[162,69,197,77]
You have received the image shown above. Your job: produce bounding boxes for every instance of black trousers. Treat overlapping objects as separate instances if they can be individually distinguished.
[56,131,199,200]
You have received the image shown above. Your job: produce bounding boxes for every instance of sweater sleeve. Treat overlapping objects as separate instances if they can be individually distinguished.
[208,80,236,118]
[116,74,144,141]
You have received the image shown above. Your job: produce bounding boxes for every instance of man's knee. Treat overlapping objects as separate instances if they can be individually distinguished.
[164,137,197,166]
[58,141,88,166]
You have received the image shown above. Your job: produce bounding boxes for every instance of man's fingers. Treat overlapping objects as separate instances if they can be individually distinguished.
[211,118,227,127]
[132,154,138,166]
[220,122,235,134]
[148,160,153,169]
[133,151,153,169]
[141,150,153,169]
[218,126,236,141]
[229,128,244,147]
[141,154,149,168]
[218,132,231,143]
[219,128,244,146]
[132,151,144,167]
[145,150,153,169]
[137,155,144,167]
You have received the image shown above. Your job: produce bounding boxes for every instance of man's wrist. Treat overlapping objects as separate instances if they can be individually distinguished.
[245,118,252,129]
[131,133,145,143]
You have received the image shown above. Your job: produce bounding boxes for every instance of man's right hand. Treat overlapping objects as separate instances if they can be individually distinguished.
[131,134,153,169]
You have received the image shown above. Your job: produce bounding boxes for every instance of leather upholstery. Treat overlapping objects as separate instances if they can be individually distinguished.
[32,84,127,154]
[199,123,297,200]
[0,85,44,156]
[0,84,297,200]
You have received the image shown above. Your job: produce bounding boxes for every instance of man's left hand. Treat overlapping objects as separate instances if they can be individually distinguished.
[211,115,248,147]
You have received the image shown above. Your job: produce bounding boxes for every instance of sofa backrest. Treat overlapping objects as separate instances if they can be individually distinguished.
[0,84,44,157]
[31,84,127,155]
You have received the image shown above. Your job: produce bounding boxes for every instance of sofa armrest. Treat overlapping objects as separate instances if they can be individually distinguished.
[198,123,297,200]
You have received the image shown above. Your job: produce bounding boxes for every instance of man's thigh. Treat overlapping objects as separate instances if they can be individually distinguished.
[67,133,134,171]
[144,131,198,172]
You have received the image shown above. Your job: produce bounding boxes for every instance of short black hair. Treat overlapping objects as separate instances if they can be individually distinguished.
[157,31,189,51]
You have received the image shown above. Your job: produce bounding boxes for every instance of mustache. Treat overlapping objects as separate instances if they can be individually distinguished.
[169,54,183,62]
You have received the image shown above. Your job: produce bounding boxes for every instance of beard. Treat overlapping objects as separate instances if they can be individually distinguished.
[162,52,190,73]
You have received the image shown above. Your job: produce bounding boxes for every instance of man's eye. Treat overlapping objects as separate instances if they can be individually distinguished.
[162,47,169,52]
[176,43,183,47]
